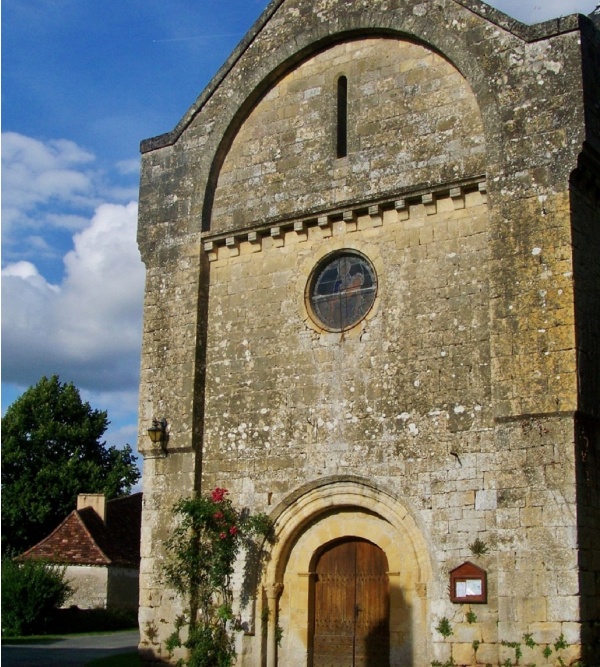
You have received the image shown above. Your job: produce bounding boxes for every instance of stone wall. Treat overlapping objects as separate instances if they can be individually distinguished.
[571,147,600,657]
[202,187,491,503]
[212,38,485,232]
[106,567,140,611]
[200,188,581,665]
[64,565,108,610]
[136,0,599,664]
[64,566,139,611]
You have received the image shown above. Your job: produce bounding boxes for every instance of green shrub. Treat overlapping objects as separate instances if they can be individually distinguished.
[185,623,235,667]
[1,558,72,636]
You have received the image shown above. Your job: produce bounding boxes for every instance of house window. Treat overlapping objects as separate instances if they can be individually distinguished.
[337,76,348,158]
[308,251,377,331]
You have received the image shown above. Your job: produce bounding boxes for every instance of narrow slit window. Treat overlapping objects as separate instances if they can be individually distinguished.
[337,76,348,158]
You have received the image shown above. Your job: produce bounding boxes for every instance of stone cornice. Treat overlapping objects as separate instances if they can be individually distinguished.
[202,175,486,256]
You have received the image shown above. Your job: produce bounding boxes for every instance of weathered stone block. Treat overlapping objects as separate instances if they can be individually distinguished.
[135,0,600,664]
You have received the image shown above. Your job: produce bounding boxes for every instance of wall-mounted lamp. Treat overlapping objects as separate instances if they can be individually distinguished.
[147,418,168,446]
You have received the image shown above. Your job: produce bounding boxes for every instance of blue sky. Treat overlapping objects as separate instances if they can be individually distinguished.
[2,0,598,461]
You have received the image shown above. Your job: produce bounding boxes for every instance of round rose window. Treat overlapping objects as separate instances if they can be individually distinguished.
[308,251,377,331]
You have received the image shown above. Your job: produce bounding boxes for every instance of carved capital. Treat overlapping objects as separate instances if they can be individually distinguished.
[264,582,284,600]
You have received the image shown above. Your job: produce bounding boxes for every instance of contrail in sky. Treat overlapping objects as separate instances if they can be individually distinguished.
[153,33,242,43]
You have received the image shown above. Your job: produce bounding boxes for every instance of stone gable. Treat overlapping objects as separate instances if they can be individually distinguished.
[136,0,600,664]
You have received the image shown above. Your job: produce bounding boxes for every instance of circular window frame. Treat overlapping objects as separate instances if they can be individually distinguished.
[305,250,378,333]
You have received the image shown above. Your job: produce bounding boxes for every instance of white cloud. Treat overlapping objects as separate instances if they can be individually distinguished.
[23,235,57,255]
[2,132,97,232]
[1,132,144,451]
[3,260,52,281]
[80,386,141,455]
[46,212,93,231]
[1,133,142,273]
[490,0,597,23]
[2,201,144,393]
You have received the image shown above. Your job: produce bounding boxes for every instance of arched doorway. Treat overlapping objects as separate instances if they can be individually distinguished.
[262,477,433,665]
[311,538,390,667]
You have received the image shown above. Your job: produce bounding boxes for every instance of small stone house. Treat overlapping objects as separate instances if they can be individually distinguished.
[18,493,142,611]
[136,0,600,664]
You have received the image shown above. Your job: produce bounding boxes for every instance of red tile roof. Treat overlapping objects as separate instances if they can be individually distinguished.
[18,493,142,568]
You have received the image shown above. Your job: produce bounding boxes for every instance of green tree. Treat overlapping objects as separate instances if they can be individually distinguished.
[1,375,140,555]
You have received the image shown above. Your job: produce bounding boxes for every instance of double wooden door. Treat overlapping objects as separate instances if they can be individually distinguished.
[312,538,390,667]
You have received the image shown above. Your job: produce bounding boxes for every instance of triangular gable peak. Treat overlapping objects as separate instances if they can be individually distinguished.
[18,509,112,566]
[449,560,486,577]
[140,0,583,153]
[138,0,591,260]
[18,493,142,568]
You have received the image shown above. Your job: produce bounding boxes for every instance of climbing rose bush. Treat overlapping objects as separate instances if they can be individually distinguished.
[163,488,272,667]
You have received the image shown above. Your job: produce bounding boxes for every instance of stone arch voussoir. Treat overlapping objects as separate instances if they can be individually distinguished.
[199,8,501,231]
[262,476,434,665]
[265,475,432,585]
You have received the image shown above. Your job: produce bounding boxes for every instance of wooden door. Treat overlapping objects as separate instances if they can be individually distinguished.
[312,538,390,667]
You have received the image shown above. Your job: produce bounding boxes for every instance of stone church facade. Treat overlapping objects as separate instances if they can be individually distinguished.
[136,1,600,664]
